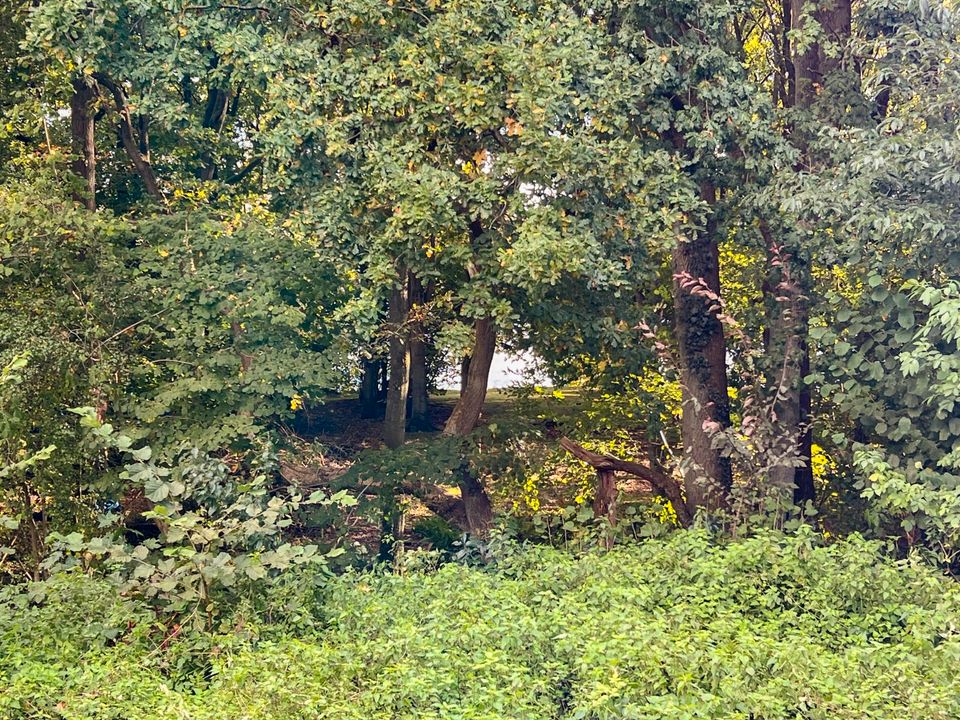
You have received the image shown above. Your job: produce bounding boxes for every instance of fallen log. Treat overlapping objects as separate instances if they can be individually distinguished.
[559,437,691,527]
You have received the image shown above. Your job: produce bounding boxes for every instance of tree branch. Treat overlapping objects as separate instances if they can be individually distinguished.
[226,156,262,185]
[559,437,691,526]
[92,73,163,201]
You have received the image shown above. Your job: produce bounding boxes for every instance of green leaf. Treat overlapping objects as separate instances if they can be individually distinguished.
[897,310,915,329]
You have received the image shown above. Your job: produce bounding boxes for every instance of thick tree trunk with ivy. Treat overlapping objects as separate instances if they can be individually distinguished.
[407,274,430,431]
[762,281,817,505]
[671,200,733,516]
[70,76,97,210]
[383,276,410,450]
[443,317,496,535]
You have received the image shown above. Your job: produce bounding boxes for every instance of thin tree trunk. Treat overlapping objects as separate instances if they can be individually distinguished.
[93,73,162,201]
[671,189,733,516]
[794,337,816,504]
[771,0,851,504]
[70,76,97,210]
[593,468,617,541]
[360,358,381,419]
[383,272,410,449]
[200,86,229,180]
[443,317,497,535]
[230,319,253,373]
[459,356,470,397]
[444,318,496,436]
[407,275,430,430]
[763,227,807,497]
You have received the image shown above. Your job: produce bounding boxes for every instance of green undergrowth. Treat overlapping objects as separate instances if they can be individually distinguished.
[3,530,960,719]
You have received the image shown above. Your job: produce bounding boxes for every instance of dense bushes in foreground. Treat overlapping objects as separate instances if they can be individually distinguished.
[2,530,960,719]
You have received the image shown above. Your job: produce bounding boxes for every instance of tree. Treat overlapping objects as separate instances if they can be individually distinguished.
[587,0,786,515]
[779,0,960,554]
[254,0,670,532]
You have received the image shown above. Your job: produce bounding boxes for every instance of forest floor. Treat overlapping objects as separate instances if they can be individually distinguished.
[276,389,654,554]
[276,390,530,552]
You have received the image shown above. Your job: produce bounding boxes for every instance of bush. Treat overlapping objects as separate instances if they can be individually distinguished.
[2,530,960,719]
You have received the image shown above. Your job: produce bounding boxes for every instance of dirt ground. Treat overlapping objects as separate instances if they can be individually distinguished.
[277,389,657,554]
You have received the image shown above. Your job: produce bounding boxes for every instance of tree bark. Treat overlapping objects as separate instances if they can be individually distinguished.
[459,356,470,397]
[792,0,852,110]
[93,73,162,201]
[444,318,496,436]
[408,341,428,428]
[69,76,97,210]
[794,340,816,504]
[407,274,430,430]
[763,226,808,498]
[671,187,733,516]
[200,86,229,181]
[791,0,821,110]
[383,273,410,449]
[771,0,851,504]
[230,319,253,373]
[559,437,692,527]
[359,358,381,419]
[443,317,497,535]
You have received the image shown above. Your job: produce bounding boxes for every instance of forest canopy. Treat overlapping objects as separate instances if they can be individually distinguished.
[1,0,959,717]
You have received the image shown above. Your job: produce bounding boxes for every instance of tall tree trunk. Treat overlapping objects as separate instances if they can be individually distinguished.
[671,189,733,516]
[93,73,162,201]
[459,356,470,396]
[70,76,97,210]
[791,0,821,110]
[383,273,410,449]
[770,0,851,504]
[445,318,496,436]
[408,341,428,428]
[792,0,852,110]
[200,86,229,180]
[794,339,816,504]
[763,225,808,498]
[359,358,381,419]
[443,318,496,535]
[407,275,430,430]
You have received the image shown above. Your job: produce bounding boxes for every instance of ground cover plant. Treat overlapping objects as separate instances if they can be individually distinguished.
[3,531,960,720]
[2,0,960,716]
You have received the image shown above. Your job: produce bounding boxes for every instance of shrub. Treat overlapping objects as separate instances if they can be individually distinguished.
[2,530,960,718]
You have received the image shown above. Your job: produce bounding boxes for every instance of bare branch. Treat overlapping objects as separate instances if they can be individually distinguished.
[92,73,163,201]
[559,437,691,526]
